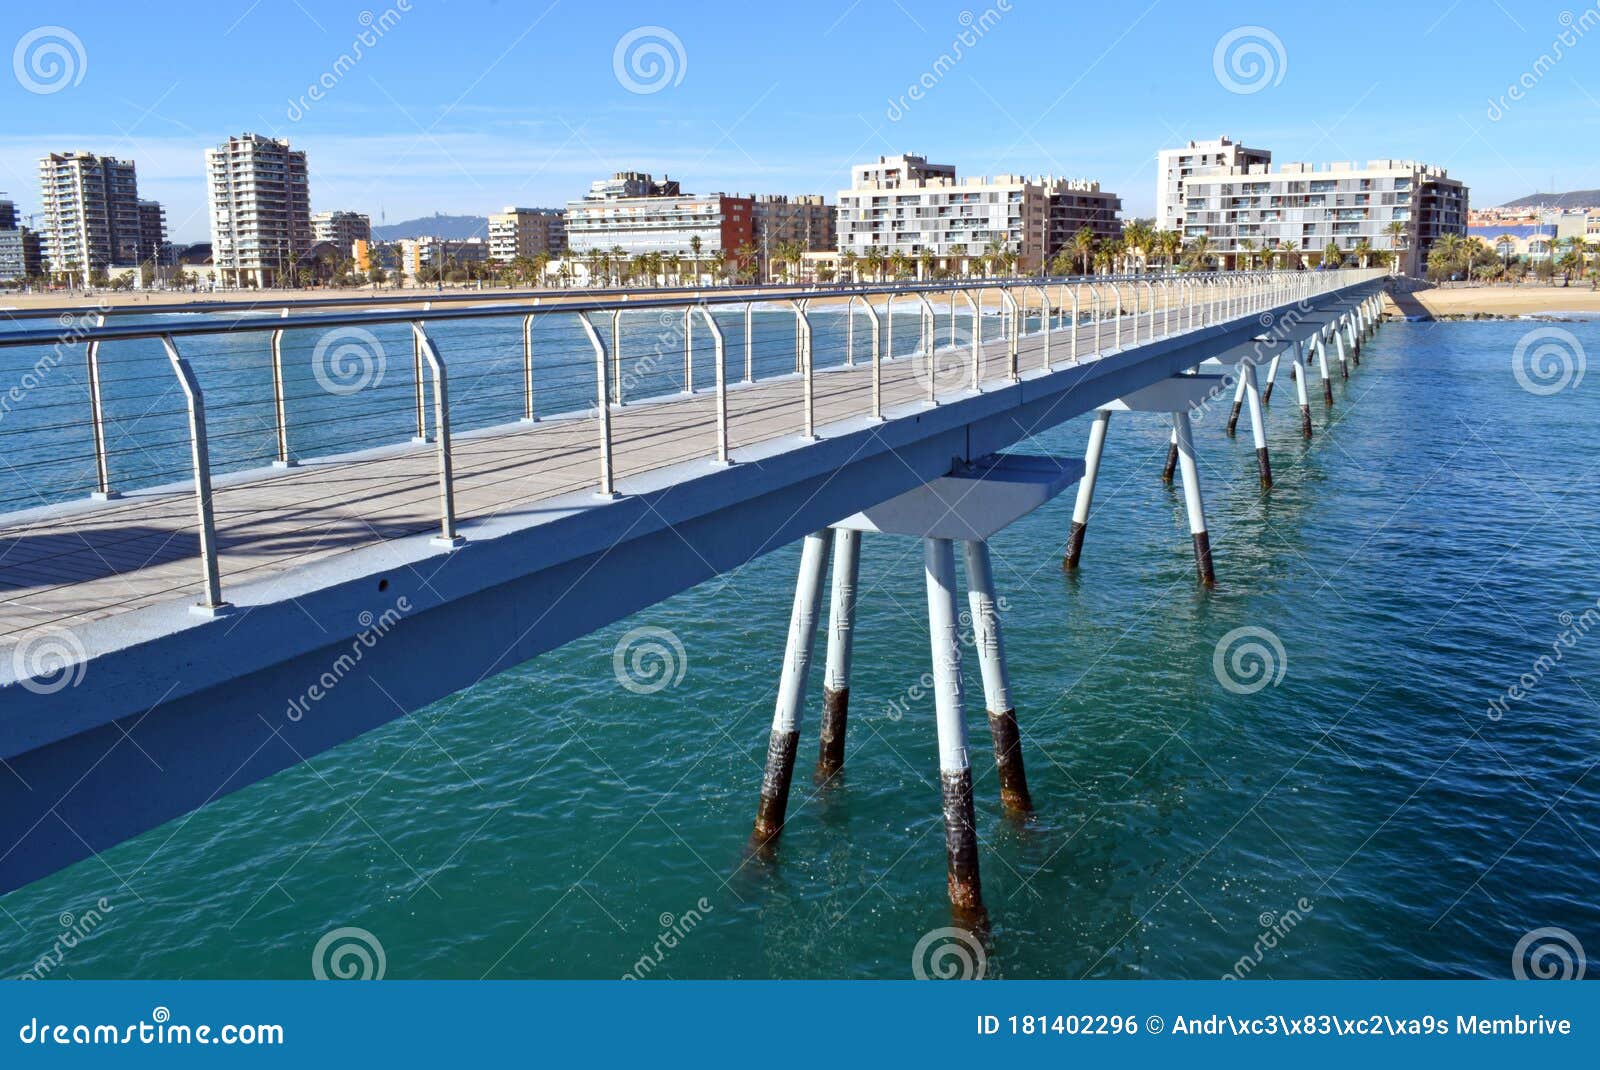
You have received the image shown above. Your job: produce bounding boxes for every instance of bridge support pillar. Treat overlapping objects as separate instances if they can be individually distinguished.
[1064,410,1110,569]
[1242,362,1271,490]
[1334,325,1349,379]
[1173,411,1216,587]
[925,537,985,921]
[754,528,834,846]
[1161,427,1178,485]
[1226,372,1246,437]
[1316,335,1335,406]
[963,539,1032,818]
[1262,353,1281,405]
[1292,341,1313,439]
[817,528,861,782]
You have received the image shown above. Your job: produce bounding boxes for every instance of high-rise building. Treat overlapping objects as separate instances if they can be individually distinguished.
[0,198,43,283]
[311,210,373,254]
[565,172,753,260]
[137,200,168,264]
[836,154,1122,275]
[36,152,143,280]
[1177,158,1467,274]
[487,207,566,262]
[1156,136,1272,233]
[206,133,313,287]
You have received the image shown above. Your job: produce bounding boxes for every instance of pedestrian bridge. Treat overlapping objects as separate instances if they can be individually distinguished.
[0,269,1386,900]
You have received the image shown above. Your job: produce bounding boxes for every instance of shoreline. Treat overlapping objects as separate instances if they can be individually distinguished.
[1383,282,1600,322]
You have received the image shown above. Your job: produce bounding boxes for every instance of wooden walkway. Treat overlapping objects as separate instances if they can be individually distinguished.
[0,310,1188,643]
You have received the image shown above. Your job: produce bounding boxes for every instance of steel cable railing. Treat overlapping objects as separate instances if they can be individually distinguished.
[0,270,1384,619]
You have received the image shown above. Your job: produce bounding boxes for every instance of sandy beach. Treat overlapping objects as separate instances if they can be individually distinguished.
[1385,283,1600,319]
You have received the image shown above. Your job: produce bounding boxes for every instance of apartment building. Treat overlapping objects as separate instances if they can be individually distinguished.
[206,133,313,287]
[1178,159,1467,274]
[836,154,1122,275]
[0,200,43,282]
[565,172,753,259]
[487,206,566,262]
[137,200,168,264]
[752,194,835,251]
[36,152,144,280]
[1156,136,1271,232]
[311,211,373,255]
[398,237,489,279]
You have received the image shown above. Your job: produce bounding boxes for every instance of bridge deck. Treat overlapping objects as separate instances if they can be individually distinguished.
[1,317,1135,642]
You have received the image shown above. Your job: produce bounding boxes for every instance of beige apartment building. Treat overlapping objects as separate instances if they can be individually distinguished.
[1156,136,1272,232]
[311,211,373,256]
[37,152,145,280]
[487,206,566,262]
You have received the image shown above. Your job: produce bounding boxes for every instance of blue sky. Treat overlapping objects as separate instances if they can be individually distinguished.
[2,0,1595,241]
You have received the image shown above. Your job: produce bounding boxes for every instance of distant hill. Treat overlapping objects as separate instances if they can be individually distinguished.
[1498,190,1600,210]
[372,213,489,241]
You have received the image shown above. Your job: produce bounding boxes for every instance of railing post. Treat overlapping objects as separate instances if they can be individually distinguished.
[698,305,731,465]
[159,334,228,614]
[577,311,619,498]
[85,312,116,497]
[744,302,754,383]
[884,294,894,361]
[610,309,624,405]
[1092,284,1103,353]
[521,313,538,422]
[1143,281,1155,342]
[1069,286,1080,363]
[790,299,816,440]
[1001,289,1019,382]
[1031,284,1052,370]
[960,291,981,389]
[683,306,694,394]
[410,323,463,547]
[411,300,431,442]
[858,295,884,422]
[270,307,295,467]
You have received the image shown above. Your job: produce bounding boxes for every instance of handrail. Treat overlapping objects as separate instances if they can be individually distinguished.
[0,270,1316,350]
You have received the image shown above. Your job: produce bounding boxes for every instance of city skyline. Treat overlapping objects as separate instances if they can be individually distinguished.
[1,1,1589,242]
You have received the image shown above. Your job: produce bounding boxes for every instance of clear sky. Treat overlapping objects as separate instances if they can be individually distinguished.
[2,0,1594,242]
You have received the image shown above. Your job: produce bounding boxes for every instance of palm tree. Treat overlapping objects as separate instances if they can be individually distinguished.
[1384,220,1409,274]
[917,249,934,281]
[1323,241,1343,270]
[1237,238,1257,272]
[709,249,728,285]
[862,245,886,283]
[688,235,703,286]
[1072,226,1097,275]
[888,250,912,280]
[1180,235,1213,272]
[839,250,857,284]
[1279,239,1301,270]
[1353,238,1375,270]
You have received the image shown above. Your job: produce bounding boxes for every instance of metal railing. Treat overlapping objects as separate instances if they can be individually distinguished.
[0,269,1384,616]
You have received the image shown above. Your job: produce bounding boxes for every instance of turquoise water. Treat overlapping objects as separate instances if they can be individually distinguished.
[2,319,1598,979]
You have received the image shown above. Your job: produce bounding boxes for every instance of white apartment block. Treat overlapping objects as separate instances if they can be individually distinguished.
[1179,159,1468,274]
[836,154,1122,274]
[311,211,372,255]
[565,173,753,258]
[206,133,313,287]
[487,207,566,262]
[1156,136,1271,232]
[37,152,143,279]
